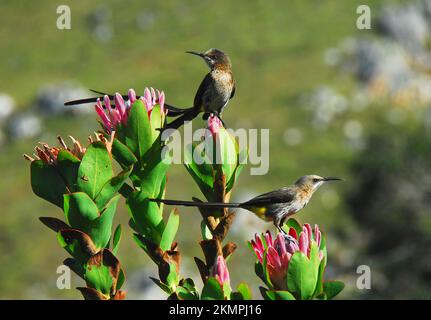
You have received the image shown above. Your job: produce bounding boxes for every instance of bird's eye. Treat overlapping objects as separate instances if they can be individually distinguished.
[312,178,320,183]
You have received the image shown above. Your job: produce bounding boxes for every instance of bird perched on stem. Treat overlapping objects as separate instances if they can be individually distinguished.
[151,175,342,233]
[63,48,235,130]
[163,48,235,130]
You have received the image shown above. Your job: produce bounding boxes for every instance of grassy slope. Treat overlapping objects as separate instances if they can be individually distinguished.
[0,0,387,298]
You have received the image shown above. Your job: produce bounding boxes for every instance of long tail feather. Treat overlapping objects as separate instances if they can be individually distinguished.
[65,89,193,116]
[163,109,199,130]
[150,198,241,208]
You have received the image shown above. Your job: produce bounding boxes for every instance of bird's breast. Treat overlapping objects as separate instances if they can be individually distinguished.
[203,71,234,113]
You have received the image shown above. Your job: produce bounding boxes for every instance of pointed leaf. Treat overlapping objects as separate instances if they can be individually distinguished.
[108,135,138,167]
[286,242,320,300]
[56,150,80,192]
[323,281,345,300]
[112,224,122,255]
[63,192,99,229]
[124,100,153,161]
[30,160,66,208]
[94,165,132,209]
[126,190,164,243]
[77,141,113,199]
[265,290,296,300]
[201,277,224,300]
[160,208,180,251]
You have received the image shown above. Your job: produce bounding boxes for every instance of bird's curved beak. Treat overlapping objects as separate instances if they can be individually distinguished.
[323,177,343,182]
[186,51,204,58]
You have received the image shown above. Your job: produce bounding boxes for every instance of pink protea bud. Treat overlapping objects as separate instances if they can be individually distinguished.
[103,95,112,115]
[143,87,153,112]
[150,87,157,103]
[299,228,309,256]
[95,99,112,132]
[207,114,223,136]
[114,93,126,119]
[158,91,165,112]
[212,256,230,287]
[128,89,137,104]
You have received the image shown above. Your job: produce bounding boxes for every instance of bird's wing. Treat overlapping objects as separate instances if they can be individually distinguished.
[241,187,295,206]
[193,73,215,109]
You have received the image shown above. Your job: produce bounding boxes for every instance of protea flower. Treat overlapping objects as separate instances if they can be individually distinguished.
[250,224,324,291]
[24,135,86,165]
[95,87,165,133]
[212,255,231,287]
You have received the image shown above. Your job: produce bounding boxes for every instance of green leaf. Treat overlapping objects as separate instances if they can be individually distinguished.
[108,135,138,168]
[94,165,132,209]
[323,281,345,300]
[201,277,224,300]
[57,229,97,263]
[159,209,179,251]
[112,224,122,255]
[233,282,252,300]
[117,268,126,291]
[84,250,119,295]
[124,100,153,161]
[164,263,179,290]
[63,192,119,249]
[64,192,99,229]
[184,142,215,198]
[265,290,296,300]
[126,190,164,243]
[56,150,80,192]
[88,195,120,249]
[150,277,173,295]
[286,242,320,300]
[313,256,327,297]
[30,160,67,208]
[216,127,238,183]
[150,105,163,141]
[138,158,170,197]
[181,278,198,293]
[176,286,199,300]
[77,141,113,200]
[132,234,160,265]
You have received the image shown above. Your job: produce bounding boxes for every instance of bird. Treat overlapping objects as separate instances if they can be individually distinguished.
[63,48,236,131]
[150,175,343,234]
[163,48,235,130]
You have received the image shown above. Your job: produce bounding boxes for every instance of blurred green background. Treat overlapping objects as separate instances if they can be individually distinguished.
[1,0,431,299]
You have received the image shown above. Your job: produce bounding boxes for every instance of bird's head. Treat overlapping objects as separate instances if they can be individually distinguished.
[186,48,231,70]
[295,175,343,193]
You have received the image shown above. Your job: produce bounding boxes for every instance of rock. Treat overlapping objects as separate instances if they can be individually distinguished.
[377,2,430,53]
[36,83,92,115]
[0,94,15,122]
[302,86,349,130]
[87,6,113,43]
[7,113,41,140]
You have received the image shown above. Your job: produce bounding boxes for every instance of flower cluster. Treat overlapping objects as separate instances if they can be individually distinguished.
[95,88,165,133]
[251,224,323,291]
[24,135,86,165]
